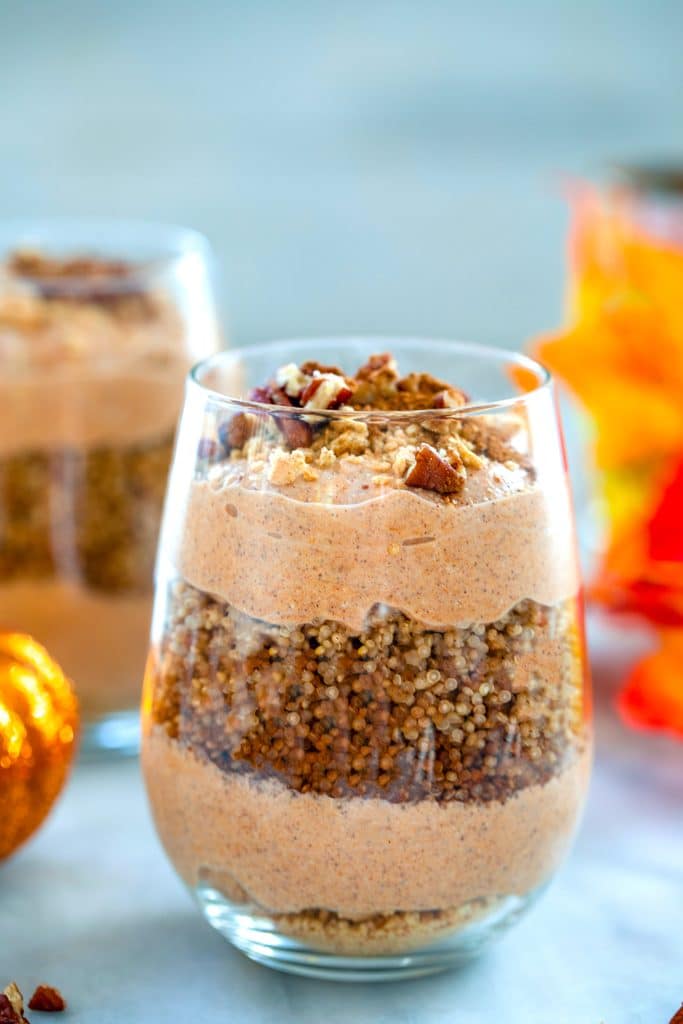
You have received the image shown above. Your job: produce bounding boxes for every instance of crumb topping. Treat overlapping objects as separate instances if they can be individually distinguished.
[6,249,150,310]
[0,250,179,368]
[198,352,531,498]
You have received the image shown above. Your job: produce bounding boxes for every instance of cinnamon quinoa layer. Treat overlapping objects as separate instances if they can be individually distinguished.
[149,581,585,804]
[0,433,174,591]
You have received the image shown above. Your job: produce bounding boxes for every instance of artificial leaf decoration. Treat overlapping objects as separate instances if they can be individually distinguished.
[619,631,683,737]
[533,183,683,737]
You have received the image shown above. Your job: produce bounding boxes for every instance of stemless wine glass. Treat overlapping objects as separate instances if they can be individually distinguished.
[0,220,221,755]
[142,338,592,981]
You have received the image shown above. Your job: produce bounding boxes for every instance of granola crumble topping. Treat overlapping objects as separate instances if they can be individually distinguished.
[197,352,530,497]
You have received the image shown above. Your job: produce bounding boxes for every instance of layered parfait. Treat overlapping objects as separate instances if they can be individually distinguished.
[143,348,591,958]
[0,250,200,718]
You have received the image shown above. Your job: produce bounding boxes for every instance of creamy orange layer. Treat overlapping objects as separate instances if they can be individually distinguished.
[0,288,197,454]
[0,362,189,455]
[143,728,591,919]
[170,466,579,630]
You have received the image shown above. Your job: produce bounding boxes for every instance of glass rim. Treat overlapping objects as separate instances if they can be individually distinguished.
[0,217,212,283]
[189,337,552,419]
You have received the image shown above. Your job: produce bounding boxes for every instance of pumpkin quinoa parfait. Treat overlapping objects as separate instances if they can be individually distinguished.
[142,339,591,978]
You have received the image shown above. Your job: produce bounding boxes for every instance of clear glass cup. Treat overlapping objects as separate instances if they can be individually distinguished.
[0,220,221,755]
[142,338,592,980]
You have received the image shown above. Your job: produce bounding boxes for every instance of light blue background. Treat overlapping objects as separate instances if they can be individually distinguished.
[2,0,683,346]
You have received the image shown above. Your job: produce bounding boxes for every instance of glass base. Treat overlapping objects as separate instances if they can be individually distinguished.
[79,709,140,760]
[195,884,543,981]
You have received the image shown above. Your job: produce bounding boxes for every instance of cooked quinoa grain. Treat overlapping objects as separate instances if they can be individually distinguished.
[149,581,585,804]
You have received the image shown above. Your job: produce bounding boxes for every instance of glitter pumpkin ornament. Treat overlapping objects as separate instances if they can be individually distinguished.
[0,633,78,860]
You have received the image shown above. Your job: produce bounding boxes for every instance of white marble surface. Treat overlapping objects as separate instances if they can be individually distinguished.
[2,616,682,1024]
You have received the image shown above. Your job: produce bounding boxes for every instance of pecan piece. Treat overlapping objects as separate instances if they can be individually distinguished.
[8,249,145,307]
[28,987,66,1013]
[0,984,28,1024]
[269,385,294,408]
[404,444,466,494]
[265,386,314,447]
[0,996,20,1024]
[355,352,398,381]
[326,385,353,409]
[246,381,313,448]
[278,416,313,450]
[432,387,468,409]
[394,373,469,411]
[218,412,256,451]
[352,353,402,409]
[301,374,353,410]
[275,362,310,399]
[299,360,345,377]
[669,1006,683,1024]
[196,438,221,462]
[248,385,274,405]
[298,376,323,405]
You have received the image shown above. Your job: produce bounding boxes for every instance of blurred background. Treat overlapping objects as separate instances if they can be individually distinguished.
[1,0,682,346]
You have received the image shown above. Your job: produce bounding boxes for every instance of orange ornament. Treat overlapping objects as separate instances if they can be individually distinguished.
[0,633,79,860]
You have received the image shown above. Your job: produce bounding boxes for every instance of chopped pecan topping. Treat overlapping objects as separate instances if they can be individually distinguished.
[8,249,145,307]
[248,385,274,405]
[299,360,345,377]
[0,996,20,1024]
[196,438,221,462]
[300,374,353,410]
[432,388,468,409]
[243,367,354,450]
[275,362,310,398]
[395,373,468,411]
[9,249,131,283]
[352,354,399,408]
[0,984,28,1024]
[351,360,469,412]
[28,987,66,1013]
[299,376,323,405]
[355,352,398,381]
[218,412,257,451]
[278,416,313,450]
[269,385,294,408]
[404,444,466,494]
[197,351,515,482]
[260,387,312,448]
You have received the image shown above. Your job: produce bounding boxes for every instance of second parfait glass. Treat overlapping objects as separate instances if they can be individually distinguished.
[0,220,221,754]
[142,338,592,980]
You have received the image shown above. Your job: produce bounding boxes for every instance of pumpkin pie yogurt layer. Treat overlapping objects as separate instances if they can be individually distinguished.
[144,352,590,955]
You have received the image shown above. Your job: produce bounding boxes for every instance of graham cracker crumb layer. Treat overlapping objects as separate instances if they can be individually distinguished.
[268,897,501,956]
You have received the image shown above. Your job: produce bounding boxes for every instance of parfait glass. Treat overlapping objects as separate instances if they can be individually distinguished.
[0,220,221,755]
[142,338,591,980]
